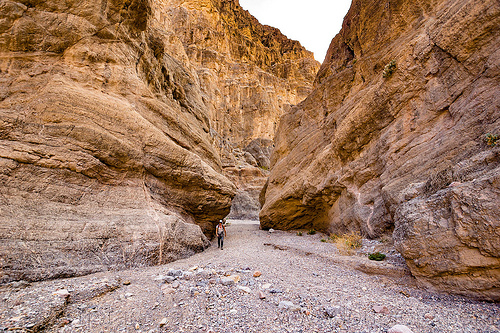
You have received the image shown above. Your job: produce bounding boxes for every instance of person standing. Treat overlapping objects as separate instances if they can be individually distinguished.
[216,220,226,250]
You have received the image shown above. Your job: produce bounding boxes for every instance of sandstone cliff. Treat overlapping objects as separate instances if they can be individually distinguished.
[158,0,319,219]
[0,0,316,281]
[260,0,500,300]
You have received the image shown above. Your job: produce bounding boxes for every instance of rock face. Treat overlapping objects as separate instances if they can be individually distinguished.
[260,0,500,300]
[160,0,319,219]
[0,0,316,281]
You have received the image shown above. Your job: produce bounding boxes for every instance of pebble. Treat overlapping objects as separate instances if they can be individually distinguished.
[325,306,343,318]
[167,269,183,277]
[237,286,251,293]
[424,313,435,320]
[388,325,414,333]
[373,305,390,314]
[269,228,275,233]
[257,291,266,299]
[53,289,70,297]
[159,318,168,327]
[253,271,262,278]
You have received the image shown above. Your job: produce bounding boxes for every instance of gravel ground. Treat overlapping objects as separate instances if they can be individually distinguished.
[1,220,498,333]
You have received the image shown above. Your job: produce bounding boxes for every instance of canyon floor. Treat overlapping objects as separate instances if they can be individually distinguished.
[1,220,499,333]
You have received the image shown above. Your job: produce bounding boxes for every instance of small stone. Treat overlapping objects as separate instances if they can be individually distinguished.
[269,228,275,233]
[262,283,272,289]
[361,287,367,291]
[325,306,343,318]
[424,313,435,320]
[373,305,390,314]
[220,277,235,286]
[161,285,175,295]
[269,289,283,294]
[278,301,294,310]
[167,269,183,277]
[257,291,266,299]
[159,318,168,327]
[253,271,262,278]
[388,325,414,333]
[135,323,140,330]
[123,281,131,286]
[188,266,199,272]
[53,289,70,297]
[237,286,251,293]
[229,309,237,315]
[172,282,180,289]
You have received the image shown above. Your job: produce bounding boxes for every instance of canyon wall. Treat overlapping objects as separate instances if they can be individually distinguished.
[260,0,500,300]
[0,0,317,281]
[157,0,319,219]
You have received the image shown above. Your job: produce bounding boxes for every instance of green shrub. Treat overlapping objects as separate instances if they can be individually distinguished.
[368,252,386,261]
[297,231,303,236]
[320,239,326,243]
[383,60,397,78]
[485,133,498,147]
[307,229,316,235]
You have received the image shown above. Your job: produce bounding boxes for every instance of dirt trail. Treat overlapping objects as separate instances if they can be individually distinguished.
[1,221,499,333]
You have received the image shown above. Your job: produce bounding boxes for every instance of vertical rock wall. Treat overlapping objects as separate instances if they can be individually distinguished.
[0,0,317,281]
[260,0,500,300]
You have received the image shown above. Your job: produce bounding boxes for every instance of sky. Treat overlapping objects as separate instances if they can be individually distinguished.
[239,0,352,63]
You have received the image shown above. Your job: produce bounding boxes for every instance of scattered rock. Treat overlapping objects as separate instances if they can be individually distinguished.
[53,289,70,298]
[171,282,180,289]
[257,291,266,299]
[373,305,390,314]
[237,286,251,293]
[159,318,168,327]
[167,270,183,278]
[161,285,176,295]
[278,301,301,312]
[253,271,262,278]
[269,229,275,233]
[325,306,343,318]
[424,313,435,320]
[269,289,283,294]
[123,281,131,286]
[388,325,414,333]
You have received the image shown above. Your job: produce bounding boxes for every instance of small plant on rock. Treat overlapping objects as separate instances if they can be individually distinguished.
[320,239,327,243]
[368,252,387,261]
[485,133,498,147]
[297,231,303,236]
[383,60,397,78]
[307,229,316,235]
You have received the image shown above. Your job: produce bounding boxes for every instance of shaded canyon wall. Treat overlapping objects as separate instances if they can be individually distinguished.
[0,0,317,282]
[260,0,500,300]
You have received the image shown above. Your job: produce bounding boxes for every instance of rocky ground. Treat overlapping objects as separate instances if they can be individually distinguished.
[0,220,498,333]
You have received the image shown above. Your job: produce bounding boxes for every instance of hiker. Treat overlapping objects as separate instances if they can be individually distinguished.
[216,220,226,250]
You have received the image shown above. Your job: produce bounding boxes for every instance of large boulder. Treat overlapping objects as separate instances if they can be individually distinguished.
[260,0,500,300]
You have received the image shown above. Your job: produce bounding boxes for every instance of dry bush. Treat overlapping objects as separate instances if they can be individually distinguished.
[331,232,363,256]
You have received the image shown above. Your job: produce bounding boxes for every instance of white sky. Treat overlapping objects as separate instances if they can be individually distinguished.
[239,0,352,63]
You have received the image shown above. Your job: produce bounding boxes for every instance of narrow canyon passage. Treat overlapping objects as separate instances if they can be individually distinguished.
[1,221,498,333]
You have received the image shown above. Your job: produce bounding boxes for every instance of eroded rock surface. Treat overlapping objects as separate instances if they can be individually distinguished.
[260,0,500,300]
[0,0,316,281]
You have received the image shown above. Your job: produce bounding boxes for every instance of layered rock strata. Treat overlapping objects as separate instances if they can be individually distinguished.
[0,0,316,281]
[260,0,500,300]
[160,0,319,219]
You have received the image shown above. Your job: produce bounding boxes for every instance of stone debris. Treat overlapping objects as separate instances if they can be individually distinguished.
[237,286,252,294]
[388,324,414,333]
[373,305,390,314]
[253,271,262,277]
[0,222,498,333]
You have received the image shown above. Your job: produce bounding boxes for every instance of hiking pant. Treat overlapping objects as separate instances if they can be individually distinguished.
[218,235,224,249]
